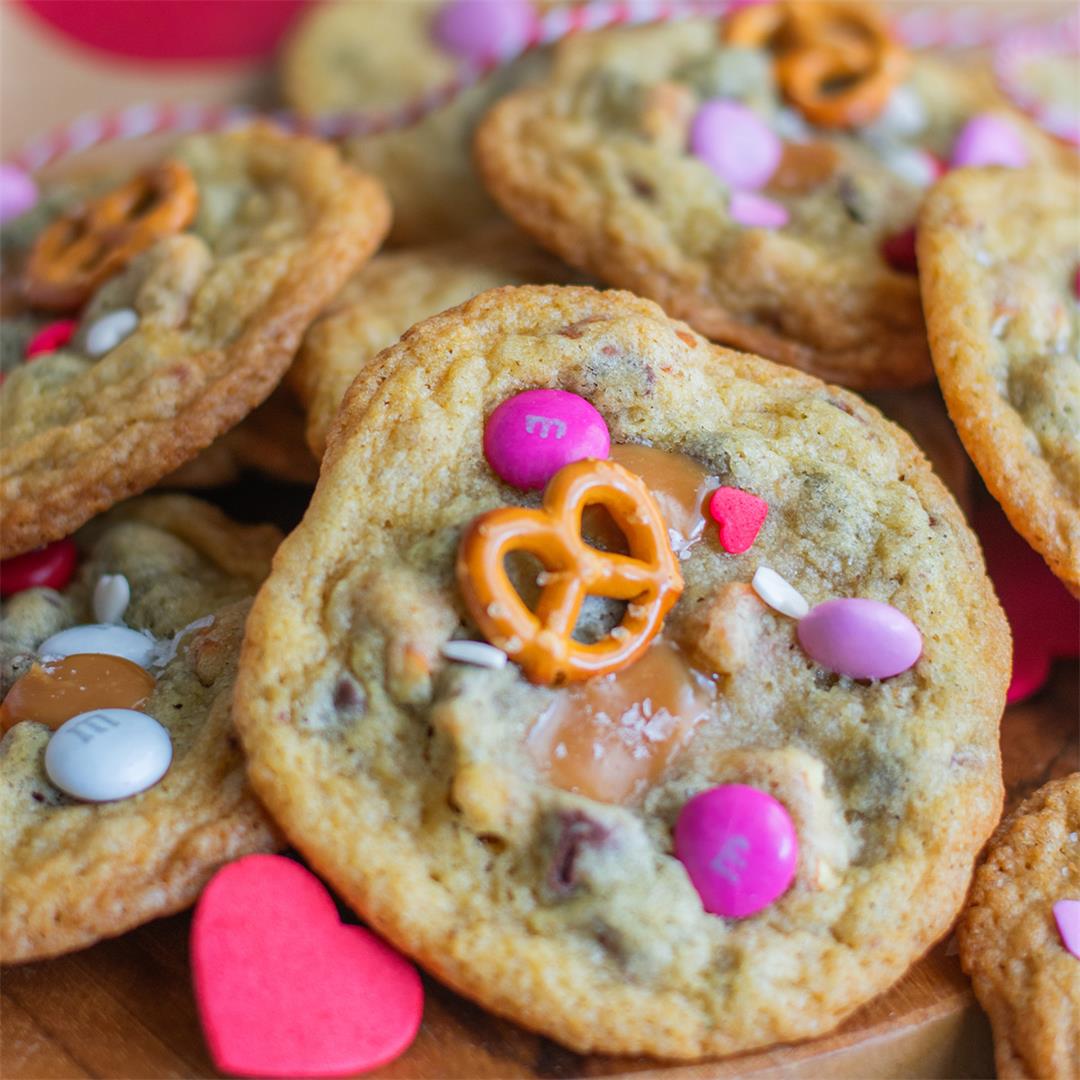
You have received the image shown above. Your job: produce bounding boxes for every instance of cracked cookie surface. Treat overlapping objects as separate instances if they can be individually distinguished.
[919,168,1080,593]
[0,126,389,558]
[235,285,1008,1058]
[0,495,282,963]
[957,774,1080,1080]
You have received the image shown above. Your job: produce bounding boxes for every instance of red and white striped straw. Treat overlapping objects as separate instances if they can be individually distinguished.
[7,0,1076,174]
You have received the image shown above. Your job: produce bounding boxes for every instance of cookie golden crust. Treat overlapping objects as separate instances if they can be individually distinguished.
[0,496,283,963]
[0,126,390,559]
[281,0,547,245]
[291,224,579,458]
[957,774,1080,1080]
[474,22,1063,389]
[919,168,1080,594]
[235,285,1008,1059]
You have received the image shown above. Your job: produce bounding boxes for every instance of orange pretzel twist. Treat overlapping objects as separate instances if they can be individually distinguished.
[456,459,684,686]
[24,160,199,312]
[724,1,909,129]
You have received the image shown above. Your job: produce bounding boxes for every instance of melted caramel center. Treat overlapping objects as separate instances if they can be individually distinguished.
[527,640,715,804]
[0,653,155,733]
[591,444,714,556]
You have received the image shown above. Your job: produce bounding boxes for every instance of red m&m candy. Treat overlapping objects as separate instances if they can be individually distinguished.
[484,389,610,490]
[25,319,78,360]
[0,539,79,597]
[674,784,798,918]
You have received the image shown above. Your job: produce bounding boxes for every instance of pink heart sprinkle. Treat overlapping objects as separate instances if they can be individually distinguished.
[192,855,423,1078]
[729,191,789,229]
[1053,900,1080,960]
[709,487,768,554]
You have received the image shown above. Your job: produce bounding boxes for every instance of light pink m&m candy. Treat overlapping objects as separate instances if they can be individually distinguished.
[675,784,798,918]
[484,388,610,490]
[690,100,782,192]
[798,597,922,680]
[729,191,789,229]
[0,164,37,224]
[950,114,1029,169]
[432,0,535,63]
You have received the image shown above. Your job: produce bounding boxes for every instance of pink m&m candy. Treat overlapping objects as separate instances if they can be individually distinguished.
[729,191,789,229]
[432,0,535,63]
[0,538,78,597]
[798,597,922,680]
[0,164,37,224]
[1053,900,1080,960]
[25,319,78,360]
[950,114,1029,169]
[675,784,798,919]
[484,388,610,490]
[690,100,782,192]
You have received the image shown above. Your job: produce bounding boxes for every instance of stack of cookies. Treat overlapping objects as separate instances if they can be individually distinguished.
[1,2,1076,1077]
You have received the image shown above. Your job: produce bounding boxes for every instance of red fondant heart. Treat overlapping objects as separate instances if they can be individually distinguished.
[191,855,423,1078]
[709,487,769,554]
[974,501,1079,704]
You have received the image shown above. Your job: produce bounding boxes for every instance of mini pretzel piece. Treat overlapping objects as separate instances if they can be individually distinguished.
[24,160,199,311]
[724,1,908,129]
[457,459,684,685]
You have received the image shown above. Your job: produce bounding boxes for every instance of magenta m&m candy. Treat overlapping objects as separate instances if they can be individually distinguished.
[431,0,535,63]
[484,388,610,490]
[690,101,782,192]
[674,784,798,918]
[0,164,37,224]
[950,114,1029,169]
[0,538,78,597]
[25,319,78,360]
[728,191,789,230]
[797,597,922,680]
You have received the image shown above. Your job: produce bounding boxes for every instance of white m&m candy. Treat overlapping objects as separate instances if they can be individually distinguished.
[45,708,172,802]
[39,623,157,670]
[85,308,138,358]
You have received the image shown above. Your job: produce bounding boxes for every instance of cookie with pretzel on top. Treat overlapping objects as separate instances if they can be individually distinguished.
[475,1,1070,388]
[0,125,390,559]
[234,285,1009,1059]
[0,495,283,963]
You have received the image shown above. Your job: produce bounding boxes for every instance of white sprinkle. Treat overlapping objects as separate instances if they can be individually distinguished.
[92,574,130,624]
[1070,832,1078,843]
[752,566,810,619]
[554,742,568,759]
[85,308,138,357]
[440,640,508,670]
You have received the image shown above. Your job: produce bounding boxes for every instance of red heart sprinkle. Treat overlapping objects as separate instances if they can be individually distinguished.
[709,487,768,554]
[0,538,78,597]
[191,855,423,1078]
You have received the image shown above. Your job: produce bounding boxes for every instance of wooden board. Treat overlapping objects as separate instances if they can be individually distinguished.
[4,662,1076,1080]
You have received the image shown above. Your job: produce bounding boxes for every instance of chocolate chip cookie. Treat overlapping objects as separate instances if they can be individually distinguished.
[919,167,1080,594]
[234,285,1009,1058]
[1,125,389,558]
[475,12,1065,388]
[957,774,1080,1079]
[1,495,282,962]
